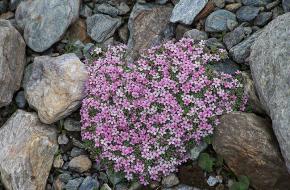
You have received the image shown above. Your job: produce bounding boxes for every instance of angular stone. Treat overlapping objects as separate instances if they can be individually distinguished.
[15,0,80,52]
[0,110,58,190]
[254,12,272,26]
[127,3,173,59]
[86,14,122,43]
[282,0,290,12]
[162,174,180,188]
[213,112,290,190]
[9,0,23,10]
[170,0,208,25]
[65,18,91,43]
[236,6,260,22]
[250,13,290,172]
[68,155,92,173]
[229,30,262,63]
[183,29,208,41]
[65,178,84,190]
[242,0,273,6]
[0,19,26,108]
[64,118,81,132]
[79,176,99,190]
[23,53,88,124]
[223,26,246,50]
[205,10,237,32]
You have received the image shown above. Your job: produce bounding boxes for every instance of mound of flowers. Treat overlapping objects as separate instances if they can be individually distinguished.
[80,38,247,185]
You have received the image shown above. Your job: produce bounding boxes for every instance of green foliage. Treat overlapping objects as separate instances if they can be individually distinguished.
[198,153,215,173]
[230,175,250,190]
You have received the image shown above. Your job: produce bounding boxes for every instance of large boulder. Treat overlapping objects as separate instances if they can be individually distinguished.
[213,112,290,190]
[0,110,58,190]
[127,3,173,60]
[23,53,88,124]
[15,0,80,52]
[250,13,290,172]
[0,19,26,108]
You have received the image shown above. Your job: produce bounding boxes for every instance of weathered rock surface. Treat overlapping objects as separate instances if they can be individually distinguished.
[15,0,80,52]
[205,10,237,32]
[127,3,173,59]
[242,0,272,6]
[23,53,88,124]
[0,110,58,190]
[68,155,92,173]
[213,112,289,190]
[0,19,26,108]
[229,30,262,63]
[170,0,208,25]
[283,0,290,12]
[86,14,122,43]
[250,13,290,172]
[65,18,91,43]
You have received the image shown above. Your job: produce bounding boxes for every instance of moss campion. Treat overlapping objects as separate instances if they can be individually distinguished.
[81,38,247,185]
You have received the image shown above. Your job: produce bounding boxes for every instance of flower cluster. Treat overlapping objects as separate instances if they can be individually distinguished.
[81,38,247,185]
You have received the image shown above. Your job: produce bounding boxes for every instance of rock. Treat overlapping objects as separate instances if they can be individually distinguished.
[176,24,191,40]
[94,3,120,17]
[128,182,142,190]
[241,72,266,115]
[23,53,87,124]
[68,155,92,173]
[80,4,93,18]
[0,110,58,190]
[236,6,259,22]
[163,184,197,190]
[213,112,290,190]
[213,0,225,8]
[225,3,242,12]
[195,0,215,21]
[79,176,100,190]
[118,23,129,43]
[0,1,7,14]
[71,147,86,157]
[162,174,180,188]
[223,26,246,50]
[65,178,84,190]
[101,184,112,190]
[250,13,290,172]
[170,0,208,25]
[207,176,222,187]
[64,118,81,132]
[86,14,122,43]
[242,0,272,6]
[58,173,73,183]
[212,59,239,75]
[282,0,290,12]
[116,2,130,15]
[0,11,14,20]
[229,30,262,64]
[254,12,272,26]
[127,3,173,59]
[65,18,91,43]
[205,10,237,32]
[15,90,27,109]
[9,0,22,10]
[53,155,64,168]
[53,177,65,190]
[58,134,69,145]
[189,142,208,161]
[0,19,26,108]
[15,0,80,52]
[183,29,208,40]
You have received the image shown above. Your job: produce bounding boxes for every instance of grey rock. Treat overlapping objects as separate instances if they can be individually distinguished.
[205,10,237,32]
[282,0,290,12]
[0,1,7,13]
[205,38,225,49]
[266,0,280,10]
[212,59,240,75]
[64,118,81,132]
[65,178,84,190]
[207,176,221,186]
[213,0,225,8]
[213,112,290,190]
[250,13,290,172]
[225,2,242,12]
[183,29,208,40]
[86,14,122,43]
[226,19,238,31]
[116,2,130,15]
[162,174,180,188]
[68,155,92,173]
[229,30,263,63]
[59,173,73,183]
[79,176,100,190]
[58,134,69,145]
[15,90,27,109]
[242,0,273,6]
[127,3,173,59]
[70,147,86,157]
[23,54,88,124]
[157,0,169,4]
[163,184,198,190]
[95,3,120,17]
[254,12,272,26]
[9,0,22,10]
[272,6,284,19]
[0,110,58,190]
[0,20,26,108]
[80,4,93,18]
[190,141,208,161]
[128,182,142,190]
[236,6,259,22]
[223,26,246,49]
[101,184,112,190]
[15,0,80,52]
[170,0,208,25]
[118,23,129,43]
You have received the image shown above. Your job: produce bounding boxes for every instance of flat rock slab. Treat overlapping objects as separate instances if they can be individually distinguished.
[170,0,208,25]
[250,13,290,172]
[0,19,26,108]
[205,10,237,32]
[15,0,80,52]
[23,53,88,124]
[0,110,58,190]
[213,112,289,190]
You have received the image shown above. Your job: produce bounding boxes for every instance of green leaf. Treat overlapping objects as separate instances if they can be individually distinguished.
[230,175,250,190]
[198,153,215,172]
[238,175,250,187]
